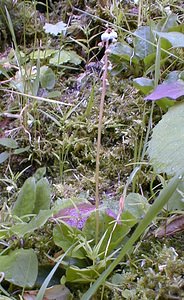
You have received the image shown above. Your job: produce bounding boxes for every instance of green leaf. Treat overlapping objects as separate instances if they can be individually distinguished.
[143,52,156,69]
[124,193,150,219]
[13,145,30,155]
[33,167,46,182]
[166,180,184,210]
[68,50,82,65]
[13,177,36,217]
[134,26,155,59]
[133,77,154,94]
[11,210,52,237]
[49,50,70,65]
[0,151,10,164]
[66,266,100,283]
[53,222,86,259]
[109,42,138,64]
[0,138,18,149]
[148,102,184,175]
[156,13,178,32]
[155,31,184,48]
[40,66,56,90]
[0,249,38,288]
[120,211,138,227]
[83,210,131,255]
[33,178,51,214]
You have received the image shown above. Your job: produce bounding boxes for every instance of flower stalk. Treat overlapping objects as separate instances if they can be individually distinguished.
[95,28,117,243]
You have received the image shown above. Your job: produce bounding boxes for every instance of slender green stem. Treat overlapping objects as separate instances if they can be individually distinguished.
[95,40,109,243]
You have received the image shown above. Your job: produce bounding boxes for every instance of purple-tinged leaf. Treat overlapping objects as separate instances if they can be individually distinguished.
[145,80,184,101]
[53,202,117,229]
[53,202,95,229]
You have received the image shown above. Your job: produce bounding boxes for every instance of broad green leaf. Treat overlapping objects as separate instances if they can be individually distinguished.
[82,210,112,244]
[124,193,150,219]
[33,178,51,214]
[148,102,184,175]
[13,177,36,217]
[155,98,175,111]
[166,180,184,210]
[11,210,52,237]
[0,249,38,287]
[0,151,10,164]
[66,266,101,283]
[120,211,137,227]
[156,13,178,32]
[133,77,154,94]
[68,50,82,65]
[53,222,86,259]
[49,50,70,65]
[169,23,184,34]
[83,210,131,255]
[0,138,18,149]
[40,66,56,90]
[134,26,155,59]
[155,31,184,48]
[109,42,138,64]
[143,52,156,69]
[160,38,172,58]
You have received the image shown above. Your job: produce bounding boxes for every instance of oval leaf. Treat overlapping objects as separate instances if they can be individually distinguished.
[11,210,52,237]
[40,66,56,90]
[33,178,51,214]
[124,193,150,218]
[134,26,155,59]
[13,177,36,217]
[0,137,18,149]
[49,50,70,65]
[148,102,184,175]
[0,249,38,288]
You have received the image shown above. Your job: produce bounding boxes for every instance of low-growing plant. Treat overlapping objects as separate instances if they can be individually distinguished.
[0,137,29,164]
[0,2,184,300]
